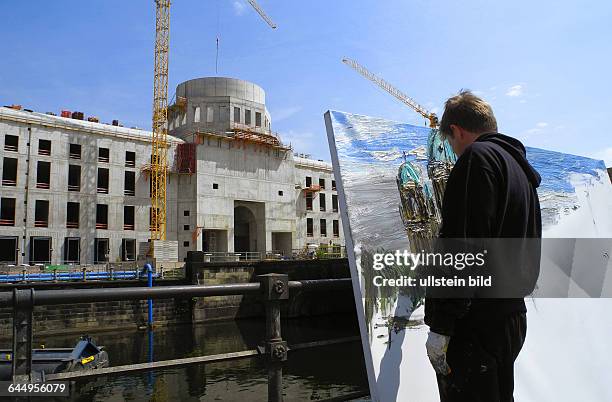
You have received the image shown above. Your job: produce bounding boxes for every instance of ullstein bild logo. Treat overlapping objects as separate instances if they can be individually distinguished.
[372,274,493,288]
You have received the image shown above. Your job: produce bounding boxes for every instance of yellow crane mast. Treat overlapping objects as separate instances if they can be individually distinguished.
[150,0,276,244]
[151,0,170,241]
[342,57,439,129]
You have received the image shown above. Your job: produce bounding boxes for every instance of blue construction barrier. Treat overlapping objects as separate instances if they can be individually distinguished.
[0,270,161,283]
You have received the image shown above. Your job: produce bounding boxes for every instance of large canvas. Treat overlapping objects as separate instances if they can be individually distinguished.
[324,110,612,401]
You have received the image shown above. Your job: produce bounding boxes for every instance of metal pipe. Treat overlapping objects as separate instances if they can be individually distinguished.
[267,300,283,402]
[0,278,350,307]
[12,288,34,381]
[288,278,352,290]
[265,303,281,343]
[259,274,289,402]
[146,264,153,327]
[0,283,261,307]
[46,349,260,380]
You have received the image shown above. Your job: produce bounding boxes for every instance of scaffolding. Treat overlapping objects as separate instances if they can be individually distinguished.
[231,128,288,149]
[167,96,187,115]
[140,163,152,178]
[174,143,196,174]
[192,226,203,244]
[302,184,322,193]
[195,128,292,152]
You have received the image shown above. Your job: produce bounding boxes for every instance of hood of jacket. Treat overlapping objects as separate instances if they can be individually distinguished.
[475,132,541,188]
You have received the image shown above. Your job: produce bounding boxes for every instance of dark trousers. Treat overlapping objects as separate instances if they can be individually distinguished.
[436,312,527,402]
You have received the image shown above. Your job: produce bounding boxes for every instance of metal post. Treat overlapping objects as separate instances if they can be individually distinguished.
[147,326,155,389]
[145,263,153,327]
[82,267,87,281]
[12,288,34,382]
[258,274,288,402]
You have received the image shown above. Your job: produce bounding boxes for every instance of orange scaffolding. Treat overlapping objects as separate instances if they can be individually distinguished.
[167,96,187,115]
[195,128,292,152]
[231,128,288,148]
[303,184,322,193]
[192,226,203,244]
[140,163,152,180]
[174,143,196,174]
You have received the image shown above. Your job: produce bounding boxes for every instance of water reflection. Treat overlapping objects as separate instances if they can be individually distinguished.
[26,315,368,401]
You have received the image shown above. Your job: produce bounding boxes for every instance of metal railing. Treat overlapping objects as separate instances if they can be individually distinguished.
[201,251,281,262]
[291,245,347,260]
[0,274,361,402]
[201,247,347,262]
[0,268,161,283]
[0,263,174,283]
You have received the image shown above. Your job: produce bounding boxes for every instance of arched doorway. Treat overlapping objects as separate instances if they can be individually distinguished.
[234,206,256,253]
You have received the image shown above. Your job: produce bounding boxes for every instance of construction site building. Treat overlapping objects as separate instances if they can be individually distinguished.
[0,77,343,265]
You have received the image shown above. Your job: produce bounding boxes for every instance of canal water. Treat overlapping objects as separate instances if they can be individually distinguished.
[27,314,369,401]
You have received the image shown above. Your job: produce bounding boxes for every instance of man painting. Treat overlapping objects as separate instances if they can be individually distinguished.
[424,90,542,402]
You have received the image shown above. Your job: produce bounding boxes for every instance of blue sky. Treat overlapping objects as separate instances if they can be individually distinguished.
[1,0,611,166]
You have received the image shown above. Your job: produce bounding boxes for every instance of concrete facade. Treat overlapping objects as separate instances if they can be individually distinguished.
[168,78,342,261]
[0,77,343,265]
[0,107,182,265]
[169,77,272,140]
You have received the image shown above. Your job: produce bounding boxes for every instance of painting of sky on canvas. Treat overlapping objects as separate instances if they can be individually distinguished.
[329,110,612,251]
[326,110,612,402]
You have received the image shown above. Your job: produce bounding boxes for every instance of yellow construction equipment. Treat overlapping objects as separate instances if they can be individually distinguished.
[151,0,170,240]
[342,58,439,129]
[149,0,277,242]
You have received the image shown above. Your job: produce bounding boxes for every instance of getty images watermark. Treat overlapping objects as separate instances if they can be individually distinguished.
[371,250,492,288]
[367,239,612,298]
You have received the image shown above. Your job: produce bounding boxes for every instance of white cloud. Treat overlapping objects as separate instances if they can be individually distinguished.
[523,122,549,136]
[506,84,524,97]
[270,106,302,122]
[233,1,246,16]
[591,147,612,166]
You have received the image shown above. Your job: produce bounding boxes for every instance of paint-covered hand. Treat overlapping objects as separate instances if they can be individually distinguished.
[426,331,451,375]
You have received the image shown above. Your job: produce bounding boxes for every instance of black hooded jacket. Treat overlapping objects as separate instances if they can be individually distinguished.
[424,133,542,336]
